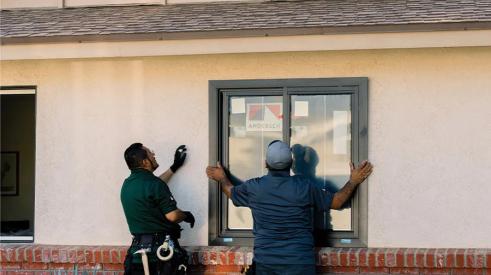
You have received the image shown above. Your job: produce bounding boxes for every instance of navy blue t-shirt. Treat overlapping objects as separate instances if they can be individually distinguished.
[230,170,333,265]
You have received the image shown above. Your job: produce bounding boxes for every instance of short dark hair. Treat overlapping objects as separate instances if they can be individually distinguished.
[124,143,148,169]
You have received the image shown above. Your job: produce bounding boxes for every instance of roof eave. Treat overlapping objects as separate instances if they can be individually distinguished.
[2,21,491,45]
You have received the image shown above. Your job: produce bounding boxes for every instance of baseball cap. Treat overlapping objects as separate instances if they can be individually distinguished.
[266,140,292,170]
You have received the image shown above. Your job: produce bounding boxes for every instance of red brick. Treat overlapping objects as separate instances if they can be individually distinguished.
[358,248,368,267]
[22,262,48,270]
[395,249,405,267]
[84,248,95,263]
[330,250,339,266]
[78,263,103,270]
[218,250,227,265]
[0,248,7,262]
[33,247,43,263]
[199,250,209,265]
[209,251,217,265]
[226,249,236,265]
[405,248,417,268]
[103,263,124,271]
[34,272,50,275]
[329,266,359,273]
[101,249,111,264]
[420,268,451,275]
[415,249,425,268]
[435,249,446,268]
[110,248,121,263]
[67,249,77,264]
[339,249,349,266]
[455,249,466,268]
[467,249,485,269]
[451,268,484,275]
[447,249,457,268]
[385,248,398,267]
[5,248,15,262]
[215,265,241,272]
[487,251,491,269]
[466,249,477,268]
[15,246,27,262]
[359,266,389,274]
[389,267,419,274]
[93,248,103,264]
[48,263,75,269]
[376,248,386,267]
[348,248,358,266]
[484,269,491,275]
[426,249,437,268]
[76,248,86,263]
[367,249,376,267]
[41,248,50,263]
[0,262,21,269]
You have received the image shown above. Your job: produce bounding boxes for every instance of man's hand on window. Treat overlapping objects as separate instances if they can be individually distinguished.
[349,160,373,185]
[206,162,227,182]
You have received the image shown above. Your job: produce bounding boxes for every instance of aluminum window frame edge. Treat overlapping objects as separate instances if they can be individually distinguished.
[208,78,368,247]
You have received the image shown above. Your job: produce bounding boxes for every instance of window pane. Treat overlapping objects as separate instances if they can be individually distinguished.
[227,96,283,229]
[290,95,352,231]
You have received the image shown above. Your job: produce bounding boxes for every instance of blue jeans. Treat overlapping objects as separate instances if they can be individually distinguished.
[255,262,316,275]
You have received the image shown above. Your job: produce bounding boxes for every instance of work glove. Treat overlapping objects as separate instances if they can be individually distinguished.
[183,211,195,228]
[170,145,187,173]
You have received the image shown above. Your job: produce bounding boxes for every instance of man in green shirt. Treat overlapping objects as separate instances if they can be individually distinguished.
[121,143,194,275]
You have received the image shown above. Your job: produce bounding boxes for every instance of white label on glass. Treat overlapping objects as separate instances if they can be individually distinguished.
[223,238,233,242]
[333,111,349,155]
[294,101,309,117]
[246,103,282,132]
[340,239,352,244]
[231,98,246,114]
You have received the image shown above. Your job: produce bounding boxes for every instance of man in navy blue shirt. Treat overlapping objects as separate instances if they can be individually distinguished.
[206,140,373,275]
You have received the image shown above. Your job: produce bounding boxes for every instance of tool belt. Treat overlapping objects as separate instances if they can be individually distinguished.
[124,233,188,275]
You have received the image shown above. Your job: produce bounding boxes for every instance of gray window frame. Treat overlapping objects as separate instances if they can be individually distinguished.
[209,78,368,247]
[0,85,37,243]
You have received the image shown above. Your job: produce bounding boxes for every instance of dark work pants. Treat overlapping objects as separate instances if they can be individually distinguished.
[255,262,316,275]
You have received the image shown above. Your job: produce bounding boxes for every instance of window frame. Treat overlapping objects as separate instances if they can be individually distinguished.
[208,78,368,247]
[0,85,37,243]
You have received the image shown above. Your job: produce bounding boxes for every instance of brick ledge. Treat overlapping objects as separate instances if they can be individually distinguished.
[1,245,490,274]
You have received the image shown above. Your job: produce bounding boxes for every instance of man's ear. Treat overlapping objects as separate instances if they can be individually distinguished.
[141,158,151,168]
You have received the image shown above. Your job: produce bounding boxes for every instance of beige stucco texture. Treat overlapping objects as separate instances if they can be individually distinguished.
[1,47,490,247]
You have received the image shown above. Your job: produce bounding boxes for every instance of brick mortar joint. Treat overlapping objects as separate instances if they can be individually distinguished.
[1,245,490,268]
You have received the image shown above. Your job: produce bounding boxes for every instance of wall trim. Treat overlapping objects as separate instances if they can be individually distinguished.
[1,30,491,61]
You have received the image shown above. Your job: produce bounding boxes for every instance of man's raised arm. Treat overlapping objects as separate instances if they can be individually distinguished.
[331,160,373,209]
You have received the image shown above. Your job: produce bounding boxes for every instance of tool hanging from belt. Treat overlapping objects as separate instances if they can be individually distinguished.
[134,235,187,275]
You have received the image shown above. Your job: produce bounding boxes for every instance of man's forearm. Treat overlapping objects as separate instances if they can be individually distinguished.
[331,181,359,209]
[219,177,234,199]
[159,169,174,184]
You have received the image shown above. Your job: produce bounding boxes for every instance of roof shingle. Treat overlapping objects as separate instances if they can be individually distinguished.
[1,0,491,43]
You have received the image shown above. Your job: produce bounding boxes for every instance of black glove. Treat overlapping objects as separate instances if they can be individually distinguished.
[170,145,187,173]
[183,211,195,228]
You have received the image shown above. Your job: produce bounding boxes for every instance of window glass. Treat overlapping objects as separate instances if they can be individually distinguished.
[227,96,283,229]
[290,94,352,230]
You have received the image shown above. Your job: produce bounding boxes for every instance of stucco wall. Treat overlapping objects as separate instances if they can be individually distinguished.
[0,47,490,247]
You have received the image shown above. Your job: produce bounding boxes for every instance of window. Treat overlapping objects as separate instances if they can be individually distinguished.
[209,78,368,247]
[1,86,36,243]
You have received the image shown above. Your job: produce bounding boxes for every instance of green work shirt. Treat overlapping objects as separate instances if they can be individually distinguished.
[120,168,181,236]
